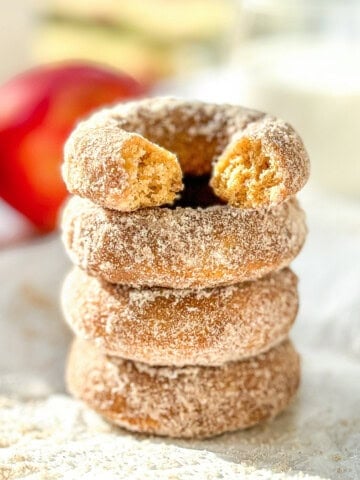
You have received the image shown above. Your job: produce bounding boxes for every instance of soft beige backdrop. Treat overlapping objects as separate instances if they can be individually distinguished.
[0,1,33,82]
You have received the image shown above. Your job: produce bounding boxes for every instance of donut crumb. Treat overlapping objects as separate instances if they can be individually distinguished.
[211,138,283,208]
[117,136,183,210]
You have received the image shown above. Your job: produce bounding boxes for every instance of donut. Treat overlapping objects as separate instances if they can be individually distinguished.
[62,125,183,211]
[66,339,300,438]
[62,267,298,366]
[210,116,310,208]
[63,98,310,210]
[61,195,307,288]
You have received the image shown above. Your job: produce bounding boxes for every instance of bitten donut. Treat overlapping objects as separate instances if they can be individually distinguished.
[62,124,183,211]
[67,339,300,439]
[62,267,298,366]
[61,195,307,288]
[210,116,310,208]
[63,98,310,210]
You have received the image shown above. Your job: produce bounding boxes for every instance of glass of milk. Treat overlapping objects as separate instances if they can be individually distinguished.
[233,0,360,197]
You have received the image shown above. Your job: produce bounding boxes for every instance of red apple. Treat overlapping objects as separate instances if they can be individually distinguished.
[0,62,145,232]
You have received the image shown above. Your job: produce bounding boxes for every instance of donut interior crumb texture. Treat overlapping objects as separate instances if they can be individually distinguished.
[211,138,283,208]
[63,127,183,211]
[120,136,183,210]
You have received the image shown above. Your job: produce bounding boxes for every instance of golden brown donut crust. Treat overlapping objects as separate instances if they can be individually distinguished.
[67,339,300,439]
[61,195,307,288]
[63,98,309,210]
[62,267,298,366]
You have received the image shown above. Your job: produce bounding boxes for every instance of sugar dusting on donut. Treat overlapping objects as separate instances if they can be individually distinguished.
[67,339,300,438]
[63,126,183,211]
[60,97,308,439]
[81,97,264,176]
[61,195,307,288]
[63,97,309,210]
[62,267,299,366]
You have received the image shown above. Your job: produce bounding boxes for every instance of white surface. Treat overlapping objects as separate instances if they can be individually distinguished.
[0,200,36,248]
[1,395,330,480]
[0,395,324,480]
[0,234,71,396]
[0,191,359,479]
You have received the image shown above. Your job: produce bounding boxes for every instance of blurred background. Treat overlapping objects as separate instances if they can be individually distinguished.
[1,0,360,246]
[0,4,359,476]
[0,0,359,471]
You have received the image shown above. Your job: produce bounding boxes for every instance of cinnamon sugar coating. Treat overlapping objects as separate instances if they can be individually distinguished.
[62,268,298,366]
[63,97,309,210]
[61,195,307,288]
[67,339,300,439]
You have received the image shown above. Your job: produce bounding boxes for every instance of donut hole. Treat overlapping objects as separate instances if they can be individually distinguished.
[173,175,225,208]
[211,138,283,208]
[121,137,183,210]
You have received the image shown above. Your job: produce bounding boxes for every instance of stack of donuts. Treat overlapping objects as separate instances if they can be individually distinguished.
[60,98,310,439]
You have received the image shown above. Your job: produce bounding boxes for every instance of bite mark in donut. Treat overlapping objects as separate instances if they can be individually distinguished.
[63,126,183,211]
[211,117,309,208]
[211,138,282,207]
[63,98,309,211]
